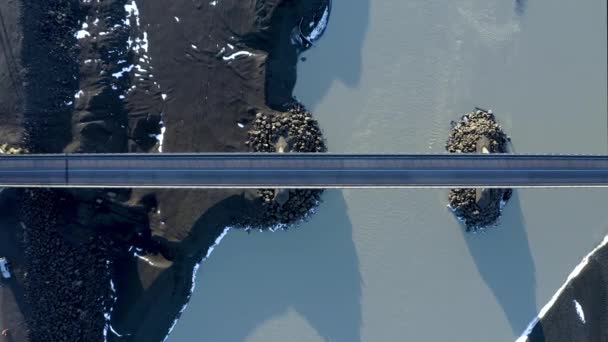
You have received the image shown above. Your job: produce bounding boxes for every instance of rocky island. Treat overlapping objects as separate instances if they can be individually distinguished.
[445,109,513,231]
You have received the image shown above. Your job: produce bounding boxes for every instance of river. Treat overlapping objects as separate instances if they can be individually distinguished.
[169,0,607,341]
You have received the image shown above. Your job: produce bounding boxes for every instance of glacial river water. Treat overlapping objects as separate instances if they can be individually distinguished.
[170,0,607,341]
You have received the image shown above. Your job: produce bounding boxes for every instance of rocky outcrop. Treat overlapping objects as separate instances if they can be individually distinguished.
[0,144,28,198]
[446,109,509,154]
[246,103,326,153]
[445,109,512,231]
[0,143,28,154]
[246,102,326,228]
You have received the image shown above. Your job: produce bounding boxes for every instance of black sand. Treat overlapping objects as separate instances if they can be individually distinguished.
[0,0,329,341]
[524,240,608,342]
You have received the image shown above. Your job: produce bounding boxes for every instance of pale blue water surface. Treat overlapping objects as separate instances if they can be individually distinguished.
[170,0,607,341]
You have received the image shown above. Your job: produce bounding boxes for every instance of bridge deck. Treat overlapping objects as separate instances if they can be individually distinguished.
[0,153,607,188]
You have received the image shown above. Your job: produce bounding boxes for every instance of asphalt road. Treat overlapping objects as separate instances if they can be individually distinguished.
[0,153,607,188]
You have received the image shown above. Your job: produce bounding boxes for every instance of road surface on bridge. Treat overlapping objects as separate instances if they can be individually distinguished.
[0,153,606,188]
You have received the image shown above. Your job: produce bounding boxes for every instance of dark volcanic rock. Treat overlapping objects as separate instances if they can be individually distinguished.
[19,189,117,342]
[522,237,608,342]
[246,102,327,228]
[21,0,80,153]
[17,1,118,340]
[445,109,512,231]
[446,109,509,154]
[4,0,332,341]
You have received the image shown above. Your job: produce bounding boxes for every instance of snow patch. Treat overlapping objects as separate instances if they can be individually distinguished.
[305,5,330,43]
[222,51,255,61]
[154,123,166,152]
[75,27,90,39]
[573,299,586,323]
[102,270,129,340]
[111,64,134,78]
[124,1,140,26]
[135,254,159,267]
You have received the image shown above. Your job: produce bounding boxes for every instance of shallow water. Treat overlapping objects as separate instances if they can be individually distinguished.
[170,0,607,341]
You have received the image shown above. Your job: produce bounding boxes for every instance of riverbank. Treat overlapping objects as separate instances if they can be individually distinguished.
[108,1,329,340]
[0,0,330,341]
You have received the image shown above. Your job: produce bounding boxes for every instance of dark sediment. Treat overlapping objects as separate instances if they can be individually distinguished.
[522,238,608,342]
[15,0,170,335]
[106,2,330,338]
[20,0,80,153]
[0,189,30,342]
[0,1,29,339]
[0,0,25,147]
[1,0,331,341]
[15,0,119,340]
[19,189,117,342]
[445,109,512,231]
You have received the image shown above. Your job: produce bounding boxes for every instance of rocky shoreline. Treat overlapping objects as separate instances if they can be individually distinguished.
[445,109,513,231]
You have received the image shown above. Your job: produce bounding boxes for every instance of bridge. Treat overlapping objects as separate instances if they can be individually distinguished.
[0,153,606,188]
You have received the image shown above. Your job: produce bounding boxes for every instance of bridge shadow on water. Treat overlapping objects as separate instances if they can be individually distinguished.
[463,191,538,336]
[172,190,363,342]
